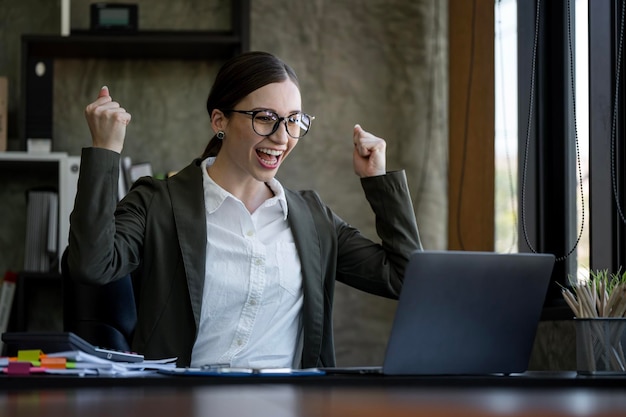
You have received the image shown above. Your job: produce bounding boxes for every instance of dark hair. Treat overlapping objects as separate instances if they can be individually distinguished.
[201,51,300,159]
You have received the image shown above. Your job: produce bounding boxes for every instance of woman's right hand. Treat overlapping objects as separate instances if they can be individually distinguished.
[84,86,131,153]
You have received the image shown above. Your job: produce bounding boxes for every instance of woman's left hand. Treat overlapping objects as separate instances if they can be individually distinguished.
[353,124,386,177]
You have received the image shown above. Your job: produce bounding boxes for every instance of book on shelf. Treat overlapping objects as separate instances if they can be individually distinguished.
[129,161,153,183]
[119,156,132,200]
[118,158,128,201]
[0,271,17,355]
[118,156,153,201]
[0,77,6,152]
[23,188,59,272]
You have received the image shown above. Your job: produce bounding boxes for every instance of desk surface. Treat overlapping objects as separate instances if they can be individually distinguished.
[2,370,625,389]
[2,372,626,417]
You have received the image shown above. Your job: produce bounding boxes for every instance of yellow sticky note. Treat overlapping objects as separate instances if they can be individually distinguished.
[17,350,43,365]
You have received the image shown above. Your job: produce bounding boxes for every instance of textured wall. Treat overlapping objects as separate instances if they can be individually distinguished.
[248,1,448,365]
[0,0,447,366]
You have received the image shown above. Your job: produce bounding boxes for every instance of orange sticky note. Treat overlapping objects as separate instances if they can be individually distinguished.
[40,357,67,369]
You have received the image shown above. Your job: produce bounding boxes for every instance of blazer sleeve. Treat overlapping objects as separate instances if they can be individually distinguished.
[67,147,150,285]
[335,170,422,297]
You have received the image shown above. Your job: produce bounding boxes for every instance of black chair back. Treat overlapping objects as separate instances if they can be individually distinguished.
[61,248,137,352]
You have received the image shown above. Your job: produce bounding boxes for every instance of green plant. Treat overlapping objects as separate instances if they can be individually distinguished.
[562,269,626,318]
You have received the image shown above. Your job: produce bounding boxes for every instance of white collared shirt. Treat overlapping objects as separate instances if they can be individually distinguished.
[190,158,304,369]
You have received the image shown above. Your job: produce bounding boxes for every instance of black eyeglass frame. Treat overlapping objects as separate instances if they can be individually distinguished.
[223,109,315,139]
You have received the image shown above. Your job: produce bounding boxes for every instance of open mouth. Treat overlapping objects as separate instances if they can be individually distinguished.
[256,148,283,167]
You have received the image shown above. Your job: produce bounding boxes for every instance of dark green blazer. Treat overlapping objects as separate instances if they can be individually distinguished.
[68,147,422,367]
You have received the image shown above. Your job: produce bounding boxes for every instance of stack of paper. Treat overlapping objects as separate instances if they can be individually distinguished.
[1,349,177,377]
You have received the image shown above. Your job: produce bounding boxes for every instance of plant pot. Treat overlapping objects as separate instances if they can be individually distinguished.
[575,318,626,375]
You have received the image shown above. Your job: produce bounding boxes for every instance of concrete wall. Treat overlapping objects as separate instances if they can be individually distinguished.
[0,0,448,366]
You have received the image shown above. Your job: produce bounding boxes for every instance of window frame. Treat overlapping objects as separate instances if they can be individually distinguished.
[518,0,626,319]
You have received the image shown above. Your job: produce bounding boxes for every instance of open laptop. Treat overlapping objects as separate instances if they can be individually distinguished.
[325,250,555,376]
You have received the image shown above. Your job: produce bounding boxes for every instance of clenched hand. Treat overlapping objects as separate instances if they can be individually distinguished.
[353,124,386,178]
[84,86,131,153]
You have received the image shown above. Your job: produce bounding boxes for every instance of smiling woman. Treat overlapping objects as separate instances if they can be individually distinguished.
[205,79,304,204]
[67,50,423,369]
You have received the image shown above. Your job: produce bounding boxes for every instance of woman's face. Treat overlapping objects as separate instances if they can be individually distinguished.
[216,79,302,184]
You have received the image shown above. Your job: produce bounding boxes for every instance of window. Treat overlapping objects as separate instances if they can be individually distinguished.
[495,0,594,318]
[495,0,519,254]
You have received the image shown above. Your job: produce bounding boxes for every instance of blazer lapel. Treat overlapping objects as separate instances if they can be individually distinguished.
[167,160,207,327]
[285,190,324,366]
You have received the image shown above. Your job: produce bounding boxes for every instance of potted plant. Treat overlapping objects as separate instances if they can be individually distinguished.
[561,269,626,374]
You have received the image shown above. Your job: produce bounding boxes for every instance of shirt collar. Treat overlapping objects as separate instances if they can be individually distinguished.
[201,158,288,219]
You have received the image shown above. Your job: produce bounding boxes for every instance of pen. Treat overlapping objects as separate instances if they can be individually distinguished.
[201,363,230,371]
[216,367,254,374]
[200,364,255,374]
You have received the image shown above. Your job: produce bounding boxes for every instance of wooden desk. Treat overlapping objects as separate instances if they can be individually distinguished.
[1,372,625,417]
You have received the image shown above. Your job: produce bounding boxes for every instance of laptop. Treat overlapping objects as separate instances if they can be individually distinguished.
[325,250,555,376]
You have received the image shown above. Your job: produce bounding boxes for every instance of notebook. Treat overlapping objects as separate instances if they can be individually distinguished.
[325,250,555,376]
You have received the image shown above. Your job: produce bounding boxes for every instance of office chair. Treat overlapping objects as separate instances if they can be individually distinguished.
[61,248,137,352]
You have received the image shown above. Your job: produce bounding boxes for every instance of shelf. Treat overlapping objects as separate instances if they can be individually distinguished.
[0,153,80,273]
[0,152,70,172]
[0,151,69,161]
[19,0,250,145]
[23,31,243,60]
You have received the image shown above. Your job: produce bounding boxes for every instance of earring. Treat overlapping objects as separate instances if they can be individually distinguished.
[217,131,225,140]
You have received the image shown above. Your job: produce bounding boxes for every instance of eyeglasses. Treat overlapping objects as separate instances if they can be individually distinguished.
[224,109,314,139]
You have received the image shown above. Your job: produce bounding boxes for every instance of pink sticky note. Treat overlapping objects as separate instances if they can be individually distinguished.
[7,361,32,375]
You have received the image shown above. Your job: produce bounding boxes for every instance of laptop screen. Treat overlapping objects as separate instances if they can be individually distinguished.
[382,250,555,375]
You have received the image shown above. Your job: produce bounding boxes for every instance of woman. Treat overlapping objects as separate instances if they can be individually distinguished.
[68,51,422,368]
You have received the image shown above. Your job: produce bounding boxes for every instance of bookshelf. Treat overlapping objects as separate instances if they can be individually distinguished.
[19,0,250,146]
[0,0,251,340]
[12,0,249,257]
[0,152,80,272]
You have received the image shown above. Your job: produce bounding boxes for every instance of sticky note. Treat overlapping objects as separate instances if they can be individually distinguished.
[17,350,42,365]
[7,362,31,375]
[41,357,67,369]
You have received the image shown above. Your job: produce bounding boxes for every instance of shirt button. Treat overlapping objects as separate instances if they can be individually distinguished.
[255,258,264,266]
[237,339,243,346]
[250,299,257,306]
[246,230,254,237]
